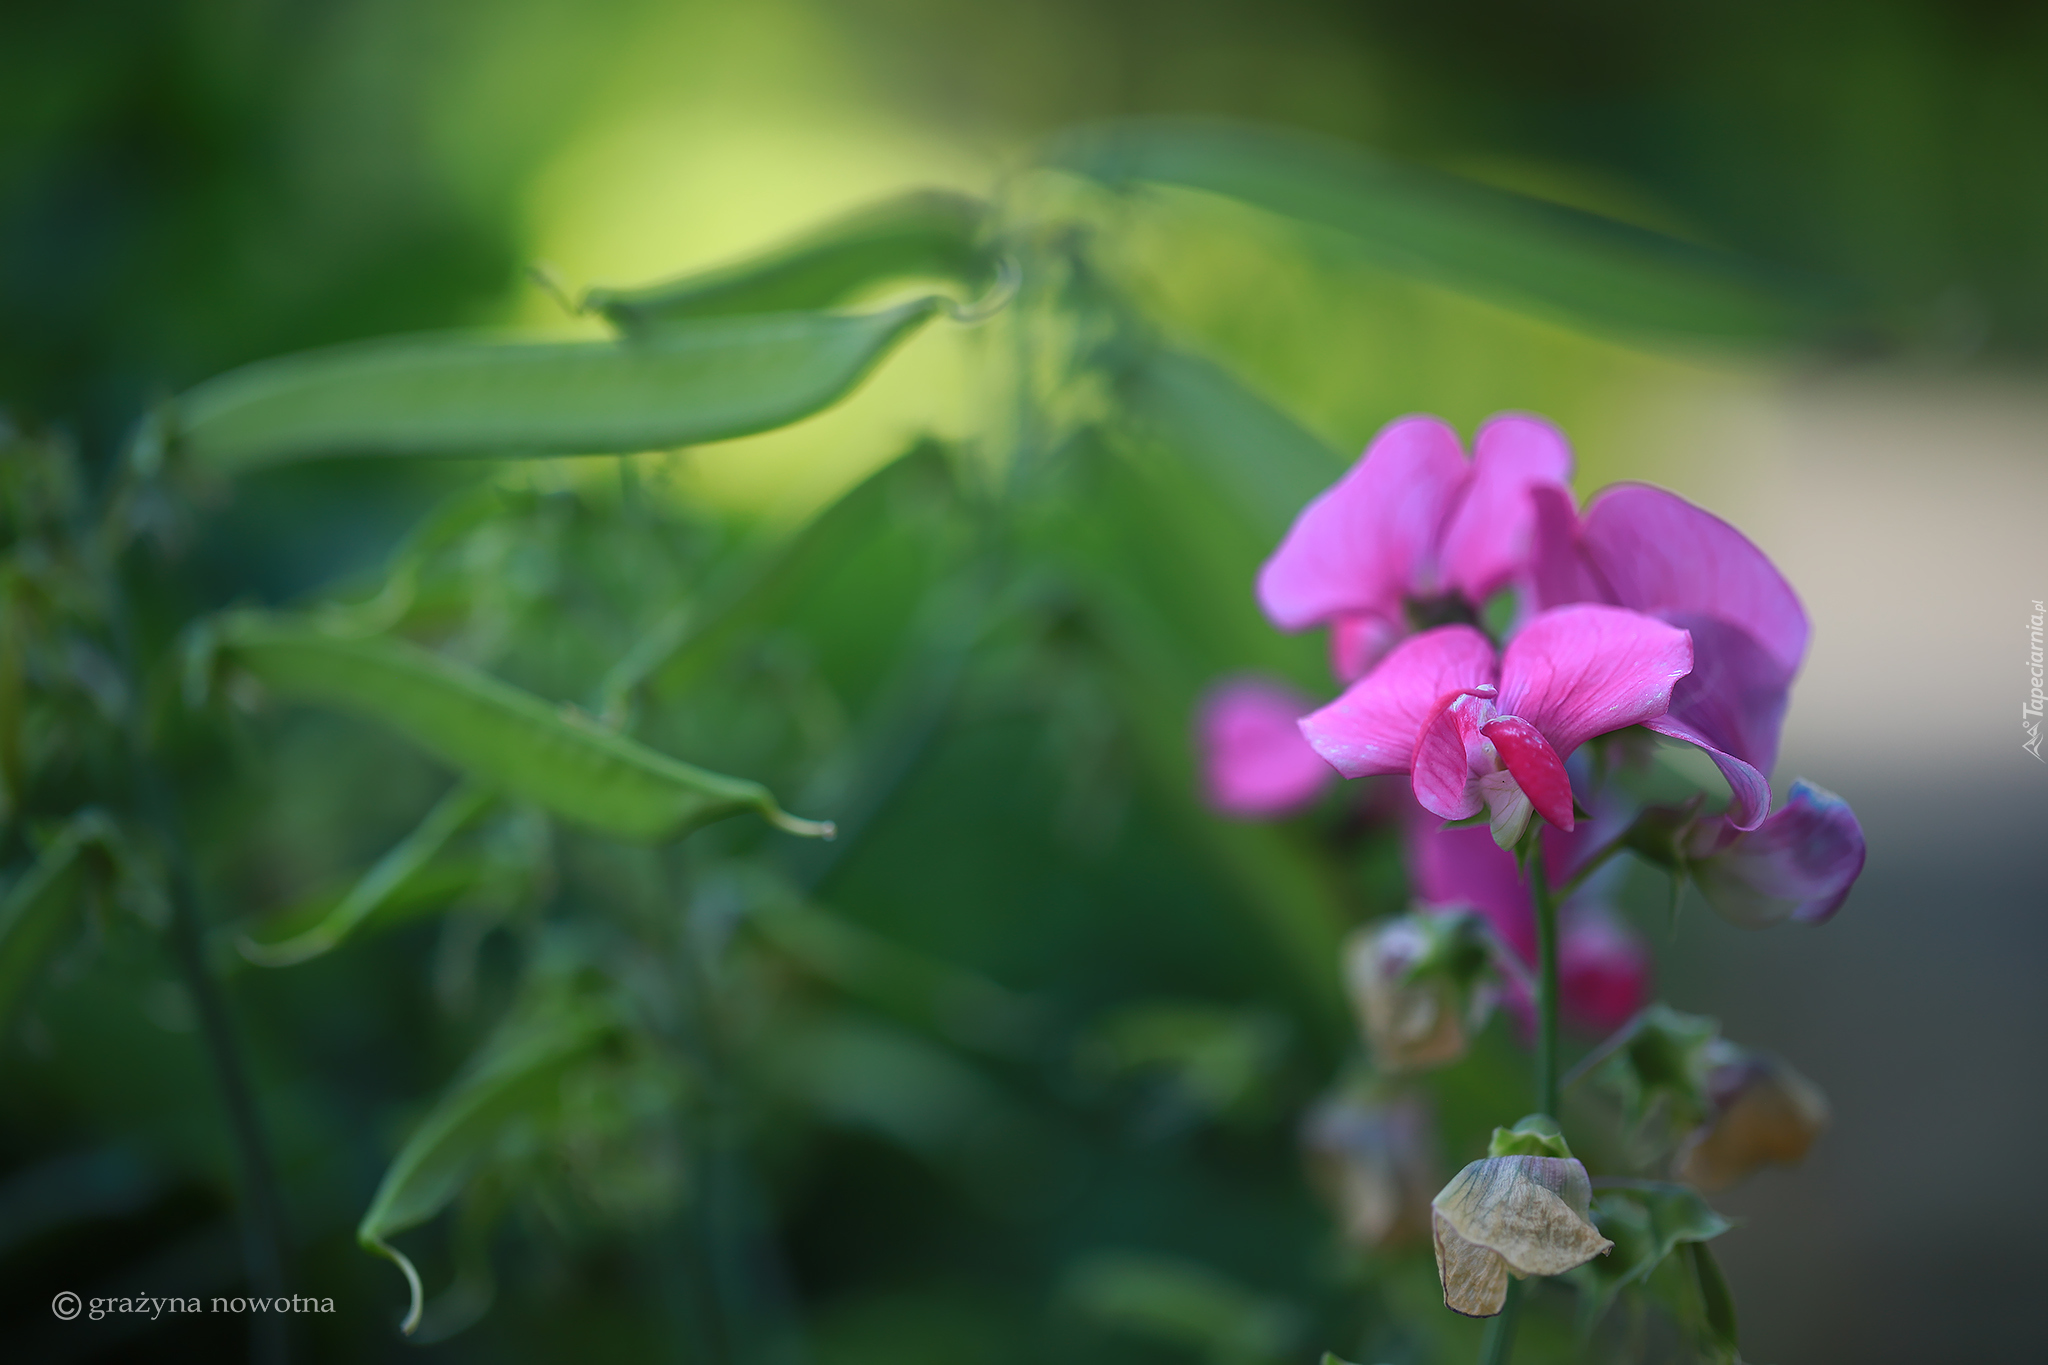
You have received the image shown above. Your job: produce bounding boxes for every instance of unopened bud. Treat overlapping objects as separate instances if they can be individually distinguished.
[1676,1051,1828,1191]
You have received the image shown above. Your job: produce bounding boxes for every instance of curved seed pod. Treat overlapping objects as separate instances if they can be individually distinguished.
[169,300,942,473]
[1431,1155,1613,1317]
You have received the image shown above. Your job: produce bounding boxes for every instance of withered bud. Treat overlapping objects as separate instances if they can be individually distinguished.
[1676,1051,1829,1191]
[1302,1090,1438,1250]
[1343,912,1492,1073]
[1431,1152,1614,1317]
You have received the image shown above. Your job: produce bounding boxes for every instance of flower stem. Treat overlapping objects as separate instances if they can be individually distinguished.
[1479,1279,1525,1365]
[1532,853,1562,1120]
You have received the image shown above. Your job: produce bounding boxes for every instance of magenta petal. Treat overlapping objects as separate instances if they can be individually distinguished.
[1496,605,1694,758]
[1482,715,1575,832]
[1640,713,1773,832]
[1581,484,1809,679]
[1256,416,1468,631]
[1558,905,1652,1033]
[1197,678,1335,818]
[1328,611,1404,683]
[1411,693,1491,821]
[1300,625,1497,779]
[1689,781,1867,927]
[1439,414,1575,605]
[1405,805,1536,962]
[1658,614,1794,778]
[1526,485,1603,611]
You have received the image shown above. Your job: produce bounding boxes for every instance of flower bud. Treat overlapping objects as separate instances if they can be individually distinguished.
[1343,912,1493,1073]
[1676,1051,1829,1191]
[1301,1089,1437,1249]
[1431,1143,1613,1317]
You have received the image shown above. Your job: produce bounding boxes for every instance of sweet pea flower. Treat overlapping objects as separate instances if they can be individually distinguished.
[1675,1049,1830,1192]
[1556,905,1654,1034]
[1196,677,1335,818]
[1257,414,1573,680]
[1684,780,1866,927]
[1301,604,1700,847]
[1302,1089,1438,1249]
[1342,913,1495,1072]
[1432,1124,1613,1317]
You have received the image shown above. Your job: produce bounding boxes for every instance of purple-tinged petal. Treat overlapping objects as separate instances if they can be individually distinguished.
[1686,780,1867,927]
[1329,611,1404,683]
[1257,416,1469,631]
[1197,678,1335,819]
[1440,414,1575,605]
[1639,713,1773,832]
[1412,692,1494,821]
[1404,805,1538,964]
[1558,906,1652,1033]
[1581,484,1809,679]
[1526,486,1605,611]
[1659,614,1794,778]
[1301,625,1497,779]
[1481,715,1575,833]
[1497,605,1694,758]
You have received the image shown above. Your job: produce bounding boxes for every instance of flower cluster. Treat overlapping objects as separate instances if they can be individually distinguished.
[1195,412,1866,1331]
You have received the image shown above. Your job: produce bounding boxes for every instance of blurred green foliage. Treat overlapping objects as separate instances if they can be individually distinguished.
[0,3,2023,1363]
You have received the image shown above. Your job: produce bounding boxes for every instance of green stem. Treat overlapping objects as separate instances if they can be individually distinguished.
[1480,1279,1525,1365]
[1531,851,1561,1120]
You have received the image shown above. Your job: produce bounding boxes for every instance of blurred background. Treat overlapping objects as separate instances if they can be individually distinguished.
[3,2,2045,1362]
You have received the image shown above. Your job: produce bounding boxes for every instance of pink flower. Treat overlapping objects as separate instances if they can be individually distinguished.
[1530,483,1806,826]
[1196,677,1335,818]
[1301,605,1694,847]
[1685,780,1866,927]
[1258,415,1573,680]
[1556,905,1652,1033]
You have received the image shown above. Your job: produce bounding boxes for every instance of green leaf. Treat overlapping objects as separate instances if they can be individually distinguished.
[358,1009,614,1334]
[203,612,833,844]
[237,780,493,966]
[1687,1240,1741,1358]
[167,298,944,472]
[584,189,997,334]
[0,810,117,1036]
[1573,1181,1732,1335]
[1122,346,1342,540]
[1053,118,1855,344]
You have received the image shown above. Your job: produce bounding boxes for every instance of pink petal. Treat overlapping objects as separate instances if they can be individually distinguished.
[1328,611,1404,683]
[1197,678,1335,818]
[1404,805,1536,961]
[1256,416,1468,631]
[1439,414,1575,605]
[1411,692,1493,821]
[1639,713,1773,832]
[1300,626,1498,779]
[1525,485,1602,611]
[1496,605,1694,758]
[1658,614,1794,778]
[1580,484,1809,679]
[1687,781,1867,926]
[1558,906,1652,1033]
[1482,715,1575,832]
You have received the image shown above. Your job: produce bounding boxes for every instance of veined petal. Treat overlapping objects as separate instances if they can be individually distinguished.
[1482,715,1575,832]
[1432,1154,1612,1300]
[1659,614,1794,778]
[1256,416,1468,631]
[1640,714,1773,832]
[1581,484,1809,679]
[1301,625,1497,779]
[1411,691,1493,821]
[1498,605,1693,758]
[1441,414,1575,605]
[1196,678,1334,819]
[1687,781,1867,926]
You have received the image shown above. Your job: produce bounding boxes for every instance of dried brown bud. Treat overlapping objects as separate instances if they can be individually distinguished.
[1676,1053,1829,1191]
[1343,915,1491,1073]
[1430,1155,1614,1317]
[1302,1091,1438,1249]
